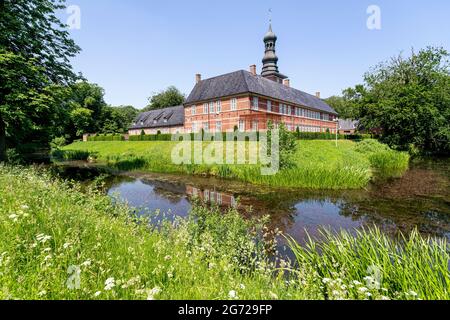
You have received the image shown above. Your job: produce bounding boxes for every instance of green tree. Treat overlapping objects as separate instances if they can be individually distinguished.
[100,105,139,134]
[325,91,360,119]
[70,107,93,136]
[352,47,450,154]
[142,86,185,111]
[0,0,80,161]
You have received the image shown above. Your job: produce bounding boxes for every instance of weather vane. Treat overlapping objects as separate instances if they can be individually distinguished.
[268,8,272,24]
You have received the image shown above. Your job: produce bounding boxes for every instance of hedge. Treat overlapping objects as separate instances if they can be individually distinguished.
[87,134,125,142]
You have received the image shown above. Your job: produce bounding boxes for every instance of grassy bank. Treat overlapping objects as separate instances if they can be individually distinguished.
[0,165,448,300]
[59,139,409,189]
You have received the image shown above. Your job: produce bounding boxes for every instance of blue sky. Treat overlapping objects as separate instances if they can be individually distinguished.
[64,0,450,109]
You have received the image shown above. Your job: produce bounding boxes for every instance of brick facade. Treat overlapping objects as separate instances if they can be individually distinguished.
[184,94,338,134]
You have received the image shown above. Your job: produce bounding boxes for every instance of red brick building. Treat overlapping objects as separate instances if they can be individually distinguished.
[130,24,338,135]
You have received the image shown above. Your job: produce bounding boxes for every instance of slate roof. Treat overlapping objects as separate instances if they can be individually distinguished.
[185,70,338,115]
[338,119,359,131]
[130,105,185,129]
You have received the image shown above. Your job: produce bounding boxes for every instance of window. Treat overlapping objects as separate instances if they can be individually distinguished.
[216,100,221,113]
[203,103,208,114]
[231,98,237,111]
[267,100,272,112]
[239,120,245,131]
[203,122,209,132]
[251,96,259,110]
[192,122,198,132]
[287,105,292,115]
[216,121,222,132]
[209,102,215,114]
[191,105,196,115]
[252,120,258,131]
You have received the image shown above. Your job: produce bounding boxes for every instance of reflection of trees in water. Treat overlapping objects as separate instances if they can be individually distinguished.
[140,179,186,204]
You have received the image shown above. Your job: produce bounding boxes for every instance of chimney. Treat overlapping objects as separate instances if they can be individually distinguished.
[195,74,202,84]
[249,65,256,76]
[315,92,321,98]
[283,79,290,87]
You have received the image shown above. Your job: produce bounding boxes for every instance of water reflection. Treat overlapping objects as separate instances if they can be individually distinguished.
[58,157,450,246]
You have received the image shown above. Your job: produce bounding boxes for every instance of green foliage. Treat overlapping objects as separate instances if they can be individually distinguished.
[88,134,125,142]
[62,140,408,189]
[0,0,81,160]
[288,227,449,300]
[142,86,185,111]
[355,140,410,177]
[349,47,450,155]
[1,165,447,300]
[50,136,67,150]
[324,95,359,119]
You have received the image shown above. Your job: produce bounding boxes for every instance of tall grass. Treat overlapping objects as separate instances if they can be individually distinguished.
[61,140,386,189]
[0,165,448,300]
[288,227,449,300]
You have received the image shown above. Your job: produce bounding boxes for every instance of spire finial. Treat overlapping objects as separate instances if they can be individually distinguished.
[268,8,272,28]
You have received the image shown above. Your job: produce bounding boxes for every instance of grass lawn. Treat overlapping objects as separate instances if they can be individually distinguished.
[60,139,409,189]
[0,165,447,300]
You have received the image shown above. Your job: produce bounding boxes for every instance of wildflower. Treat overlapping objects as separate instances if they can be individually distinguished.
[81,260,92,267]
[104,277,115,291]
[352,280,362,286]
[269,291,278,300]
[409,291,418,297]
[164,255,172,261]
[228,290,237,299]
[63,242,72,249]
[38,290,47,297]
[21,205,29,210]
[94,291,102,297]
[36,234,52,244]
[8,214,18,222]
[240,284,246,290]
[358,287,368,293]
[167,272,173,279]
[365,292,372,297]
[43,248,51,253]
[147,287,161,300]
[322,278,331,284]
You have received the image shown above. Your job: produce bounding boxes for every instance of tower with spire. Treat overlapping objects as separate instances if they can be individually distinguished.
[261,23,288,83]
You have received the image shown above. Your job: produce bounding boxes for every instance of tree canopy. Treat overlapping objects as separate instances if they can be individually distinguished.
[0,0,81,161]
[348,47,450,154]
[142,86,185,111]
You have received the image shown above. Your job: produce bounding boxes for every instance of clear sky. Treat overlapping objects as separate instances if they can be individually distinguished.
[64,0,450,109]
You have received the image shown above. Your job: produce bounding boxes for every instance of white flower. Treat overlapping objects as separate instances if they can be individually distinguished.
[63,242,72,249]
[38,290,47,297]
[228,290,237,299]
[240,284,246,290]
[81,260,92,267]
[94,291,102,297]
[21,205,29,210]
[352,280,362,286]
[8,214,18,222]
[409,291,418,297]
[358,287,368,293]
[147,287,161,300]
[365,292,372,297]
[269,291,278,299]
[322,278,331,284]
[36,234,52,244]
[104,277,115,291]
[164,255,172,261]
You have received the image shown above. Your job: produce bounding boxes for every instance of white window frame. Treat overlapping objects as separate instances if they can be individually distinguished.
[252,120,258,131]
[252,96,259,110]
[191,105,196,115]
[216,121,222,132]
[216,100,221,113]
[267,100,272,112]
[239,120,245,131]
[209,102,215,114]
[203,103,208,114]
[231,98,237,111]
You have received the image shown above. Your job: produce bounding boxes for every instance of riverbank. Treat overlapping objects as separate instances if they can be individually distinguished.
[0,165,448,300]
[59,139,409,189]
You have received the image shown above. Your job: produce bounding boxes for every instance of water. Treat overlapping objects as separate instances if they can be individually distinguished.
[56,158,450,249]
